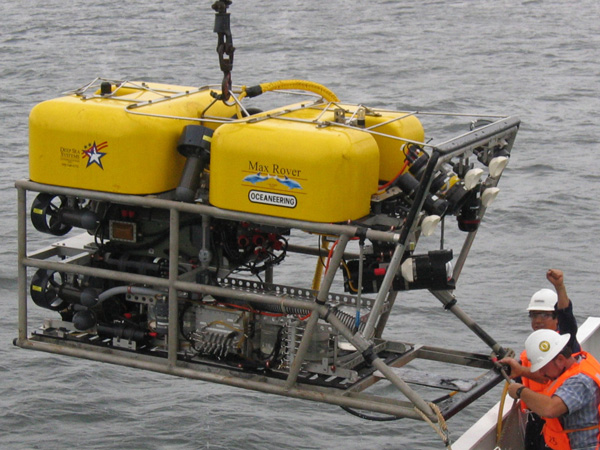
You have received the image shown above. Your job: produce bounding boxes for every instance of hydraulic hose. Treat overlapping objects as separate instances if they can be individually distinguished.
[97,286,164,305]
[239,79,339,103]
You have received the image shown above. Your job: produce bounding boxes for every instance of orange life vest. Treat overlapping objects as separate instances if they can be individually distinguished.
[520,349,551,412]
[541,352,600,450]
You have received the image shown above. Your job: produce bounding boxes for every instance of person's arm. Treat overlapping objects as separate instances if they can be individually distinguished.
[508,383,568,418]
[548,268,581,352]
[547,269,569,310]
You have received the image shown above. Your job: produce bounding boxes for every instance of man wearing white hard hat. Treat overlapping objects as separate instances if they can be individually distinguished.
[527,270,580,353]
[518,269,581,450]
[507,329,600,450]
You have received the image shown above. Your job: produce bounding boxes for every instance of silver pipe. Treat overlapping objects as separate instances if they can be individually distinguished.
[431,290,506,357]
[14,180,401,244]
[373,291,398,339]
[286,243,359,260]
[17,182,436,421]
[363,242,406,339]
[199,215,212,272]
[364,152,440,340]
[22,258,172,288]
[453,228,478,282]
[175,279,321,312]
[17,339,426,420]
[17,187,27,343]
[356,239,364,327]
[285,308,321,389]
[325,308,437,421]
[370,357,436,420]
[168,208,180,366]
[21,257,322,313]
[285,234,350,389]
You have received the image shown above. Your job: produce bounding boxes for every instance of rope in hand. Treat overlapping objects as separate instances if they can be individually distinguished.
[489,348,517,448]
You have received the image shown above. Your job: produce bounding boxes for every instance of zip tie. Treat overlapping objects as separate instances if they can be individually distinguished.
[443,298,457,310]
[355,226,368,240]
[322,305,337,322]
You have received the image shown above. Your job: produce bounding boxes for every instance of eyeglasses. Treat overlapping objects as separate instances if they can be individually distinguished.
[529,311,555,320]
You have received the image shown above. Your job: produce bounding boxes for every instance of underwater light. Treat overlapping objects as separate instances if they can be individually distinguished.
[396,173,449,216]
[489,156,509,178]
[464,168,484,190]
[421,215,441,237]
[481,187,500,207]
[400,258,416,282]
[400,250,454,290]
[457,190,481,232]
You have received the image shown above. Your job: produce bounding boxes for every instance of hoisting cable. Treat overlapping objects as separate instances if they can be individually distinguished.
[212,0,235,102]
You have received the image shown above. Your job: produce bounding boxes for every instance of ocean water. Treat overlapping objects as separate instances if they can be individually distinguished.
[1,0,599,448]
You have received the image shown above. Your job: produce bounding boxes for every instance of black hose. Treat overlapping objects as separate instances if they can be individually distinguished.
[340,406,401,422]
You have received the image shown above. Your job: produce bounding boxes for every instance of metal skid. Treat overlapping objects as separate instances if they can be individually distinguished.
[16,108,520,425]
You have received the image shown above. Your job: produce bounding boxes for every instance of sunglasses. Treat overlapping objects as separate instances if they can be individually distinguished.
[528,311,555,320]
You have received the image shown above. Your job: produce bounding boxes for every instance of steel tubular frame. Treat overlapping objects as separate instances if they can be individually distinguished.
[14,180,442,421]
[14,115,520,421]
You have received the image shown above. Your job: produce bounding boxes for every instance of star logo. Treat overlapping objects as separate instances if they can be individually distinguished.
[82,141,108,169]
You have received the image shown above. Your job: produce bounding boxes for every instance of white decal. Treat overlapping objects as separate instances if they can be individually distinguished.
[248,190,297,208]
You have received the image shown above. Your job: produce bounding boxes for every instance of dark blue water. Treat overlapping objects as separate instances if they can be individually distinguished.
[1,1,599,448]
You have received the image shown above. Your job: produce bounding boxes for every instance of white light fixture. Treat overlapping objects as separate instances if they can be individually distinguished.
[338,341,356,351]
[420,215,441,237]
[481,187,500,207]
[464,168,484,190]
[489,156,509,178]
[400,258,415,282]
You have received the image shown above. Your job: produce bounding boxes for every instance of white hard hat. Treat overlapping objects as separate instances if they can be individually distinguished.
[527,288,557,312]
[525,329,571,372]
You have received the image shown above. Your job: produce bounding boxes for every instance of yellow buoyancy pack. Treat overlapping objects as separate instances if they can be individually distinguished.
[29,79,425,223]
[29,81,239,195]
[209,102,424,223]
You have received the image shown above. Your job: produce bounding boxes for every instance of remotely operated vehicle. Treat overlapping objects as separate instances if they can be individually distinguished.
[15,2,521,443]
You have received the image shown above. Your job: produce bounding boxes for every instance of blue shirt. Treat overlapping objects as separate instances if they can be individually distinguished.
[554,372,600,450]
